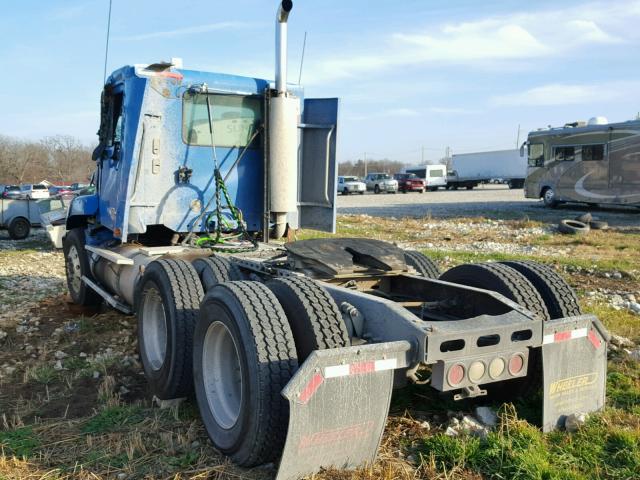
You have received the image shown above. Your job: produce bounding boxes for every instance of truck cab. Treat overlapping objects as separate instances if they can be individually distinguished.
[68,63,339,245]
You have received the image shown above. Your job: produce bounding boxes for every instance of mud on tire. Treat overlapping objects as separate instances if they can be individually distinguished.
[136,258,204,399]
[193,281,298,466]
[266,276,350,361]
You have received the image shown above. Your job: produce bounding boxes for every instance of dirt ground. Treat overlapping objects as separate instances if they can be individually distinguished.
[0,214,639,479]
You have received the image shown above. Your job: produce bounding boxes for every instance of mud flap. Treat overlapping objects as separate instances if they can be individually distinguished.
[542,314,609,432]
[276,341,411,480]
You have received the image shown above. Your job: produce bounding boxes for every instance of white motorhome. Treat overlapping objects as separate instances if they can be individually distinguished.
[404,164,447,191]
[523,117,640,208]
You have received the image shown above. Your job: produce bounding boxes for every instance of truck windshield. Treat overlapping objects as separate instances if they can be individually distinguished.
[183,92,262,148]
[528,143,544,167]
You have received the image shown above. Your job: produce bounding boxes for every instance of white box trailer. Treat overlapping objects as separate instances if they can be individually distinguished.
[448,149,527,190]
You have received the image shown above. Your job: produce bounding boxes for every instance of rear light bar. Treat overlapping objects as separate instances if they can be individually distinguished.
[431,350,529,392]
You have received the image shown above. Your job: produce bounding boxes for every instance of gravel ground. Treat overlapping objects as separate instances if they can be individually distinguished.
[338,184,640,227]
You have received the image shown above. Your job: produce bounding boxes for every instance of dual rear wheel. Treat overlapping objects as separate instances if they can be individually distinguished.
[136,256,349,466]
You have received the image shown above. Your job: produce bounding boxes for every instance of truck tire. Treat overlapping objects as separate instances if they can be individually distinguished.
[193,281,297,466]
[440,262,550,399]
[136,258,204,399]
[499,261,581,319]
[542,187,558,208]
[440,262,549,321]
[404,250,440,279]
[466,185,473,190]
[266,276,350,361]
[8,217,30,240]
[63,228,102,306]
[192,256,244,292]
[558,219,589,235]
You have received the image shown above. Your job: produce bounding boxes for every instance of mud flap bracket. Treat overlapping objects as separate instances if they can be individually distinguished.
[276,341,411,480]
[542,314,608,432]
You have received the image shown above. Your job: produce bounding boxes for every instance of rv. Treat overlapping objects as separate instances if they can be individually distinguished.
[404,164,447,191]
[523,117,640,208]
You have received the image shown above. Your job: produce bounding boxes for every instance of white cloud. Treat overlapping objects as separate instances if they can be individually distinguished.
[490,81,640,107]
[117,22,253,41]
[304,1,636,84]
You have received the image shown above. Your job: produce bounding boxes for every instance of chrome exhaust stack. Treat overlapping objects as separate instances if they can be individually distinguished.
[275,0,293,95]
[269,0,298,238]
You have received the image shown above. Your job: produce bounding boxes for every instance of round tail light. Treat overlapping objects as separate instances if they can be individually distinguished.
[447,364,465,387]
[489,357,505,379]
[508,354,525,375]
[468,361,486,383]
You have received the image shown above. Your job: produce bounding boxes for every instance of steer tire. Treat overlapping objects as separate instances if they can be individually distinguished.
[63,228,102,306]
[136,258,204,400]
[404,250,441,279]
[439,262,550,400]
[8,217,30,240]
[266,276,350,361]
[193,281,297,467]
[192,256,244,292]
[500,261,581,319]
[558,219,590,235]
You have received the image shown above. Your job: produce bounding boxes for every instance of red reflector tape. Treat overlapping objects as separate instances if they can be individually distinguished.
[543,327,588,345]
[298,373,324,404]
[588,330,602,349]
[554,331,572,342]
[349,361,375,375]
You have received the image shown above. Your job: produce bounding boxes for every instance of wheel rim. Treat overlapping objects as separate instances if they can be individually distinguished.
[14,221,28,237]
[141,285,168,371]
[66,245,82,295]
[544,188,555,204]
[203,321,243,430]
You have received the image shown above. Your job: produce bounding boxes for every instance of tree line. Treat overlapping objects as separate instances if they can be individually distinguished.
[0,134,95,186]
[338,158,407,177]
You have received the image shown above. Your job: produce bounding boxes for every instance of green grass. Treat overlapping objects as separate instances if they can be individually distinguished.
[26,365,58,385]
[583,304,640,342]
[82,405,145,434]
[418,408,639,479]
[0,427,39,458]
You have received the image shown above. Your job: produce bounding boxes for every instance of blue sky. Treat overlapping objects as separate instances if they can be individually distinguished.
[1,0,639,165]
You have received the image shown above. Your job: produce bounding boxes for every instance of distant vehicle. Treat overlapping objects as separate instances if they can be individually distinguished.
[364,172,398,194]
[524,117,640,208]
[404,164,447,191]
[337,176,366,195]
[20,184,50,199]
[49,186,73,197]
[393,173,425,193]
[447,150,526,190]
[70,182,88,191]
[2,185,22,199]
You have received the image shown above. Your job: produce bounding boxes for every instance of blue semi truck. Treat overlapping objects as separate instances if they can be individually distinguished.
[62,2,609,479]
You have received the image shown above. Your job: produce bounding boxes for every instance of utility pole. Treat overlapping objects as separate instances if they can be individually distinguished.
[363,152,367,177]
[421,145,425,165]
[516,124,521,148]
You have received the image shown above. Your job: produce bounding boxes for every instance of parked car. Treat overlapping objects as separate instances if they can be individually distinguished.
[337,176,366,195]
[364,173,398,194]
[2,185,22,199]
[20,184,50,199]
[393,173,425,193]
[49,185,73,197]
[70,183,88,191]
